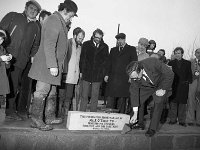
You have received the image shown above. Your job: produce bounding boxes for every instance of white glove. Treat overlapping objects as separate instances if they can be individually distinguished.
[0,54,12,62]
[50,68,58,76]
[130,107,138,124]
[31,57,34,63]
[104,76,109,82]
[80,73,82,78]
[156,89,166,97]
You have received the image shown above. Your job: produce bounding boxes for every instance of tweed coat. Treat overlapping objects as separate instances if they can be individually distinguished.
[168,58,192,104]
[190,58,200,83]
[0,45,10,95]
[105,44,138,97]
[28,12,68,86]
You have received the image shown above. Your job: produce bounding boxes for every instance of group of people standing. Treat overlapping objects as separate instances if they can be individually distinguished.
[0,0,199,137]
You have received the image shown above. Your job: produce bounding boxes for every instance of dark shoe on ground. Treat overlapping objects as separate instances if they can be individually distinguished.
[30,118,53,131]
[18,112,29,120]
[131,123,145,130]
[145,129,156,137]
[169,121,177,125]
[160,118,167,124]
[196,124,200,127]
[45,117,63,125]
[188,123,194,126]
[5,113,23,121]
[179,122,187,127]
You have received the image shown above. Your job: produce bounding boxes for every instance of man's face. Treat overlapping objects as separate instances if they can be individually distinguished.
[157,50,164,56]
[174,50,183,60]
[0,37,4,45]
[40,14,49,25]
[195,49,200,60]
[130,70,143,80]
[93,33,102,45]
[117,38,126,47]
[63,11,75,23]
[25,4,39,19]
[75,32,85,46]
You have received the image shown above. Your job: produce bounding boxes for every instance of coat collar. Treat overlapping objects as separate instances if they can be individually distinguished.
[118,43,128,56]
[89,39,106,54]
[54,11,68,41]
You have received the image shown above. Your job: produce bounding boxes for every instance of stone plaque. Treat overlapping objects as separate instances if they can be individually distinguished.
[66,111,130,131]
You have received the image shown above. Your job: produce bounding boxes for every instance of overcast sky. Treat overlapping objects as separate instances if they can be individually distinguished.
[1,0,200,59]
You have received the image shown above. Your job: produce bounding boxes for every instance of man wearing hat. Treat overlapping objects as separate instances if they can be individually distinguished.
[104,33,138,113]
[0,0,41,120]
[28,0,78,131]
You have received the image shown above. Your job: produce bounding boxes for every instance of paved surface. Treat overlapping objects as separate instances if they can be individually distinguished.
[0,101,200,133]
[0,101,200,150]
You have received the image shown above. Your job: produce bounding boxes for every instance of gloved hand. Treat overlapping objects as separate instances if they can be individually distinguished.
[156,89,166,96]
[0,54,12,62]
[50,68,58,76]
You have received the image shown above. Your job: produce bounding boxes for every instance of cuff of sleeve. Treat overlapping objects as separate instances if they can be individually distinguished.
[133,107,138,111]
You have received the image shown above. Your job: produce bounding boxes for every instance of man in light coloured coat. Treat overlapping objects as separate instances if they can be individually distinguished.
[58,27,85,117]
[28,0,78,131]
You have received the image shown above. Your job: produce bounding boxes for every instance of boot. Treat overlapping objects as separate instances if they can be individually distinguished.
[58,100,64,118]
[45,96,63,125]
[63,101,70,116]
[30,97,53,131]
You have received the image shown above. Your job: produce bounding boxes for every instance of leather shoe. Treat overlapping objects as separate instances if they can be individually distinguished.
[169,121,177,125]
[5,113,23,121]
[131,123,145,130]
[145,129,156,137]
[188,123,194,126]
[196,124,200,127]
[45,117,63,125]
[179,122,187,127]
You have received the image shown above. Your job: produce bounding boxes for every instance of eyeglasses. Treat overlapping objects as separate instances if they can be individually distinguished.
[94,36,102,40]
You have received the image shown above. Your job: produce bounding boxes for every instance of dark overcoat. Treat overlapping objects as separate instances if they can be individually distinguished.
[105,44,138,97]
[28,12,68,86]
[0,46,10,95]
[80,39,109,82]
[168,59,192,104]
[0,12,41,70]
[129,57,174,107]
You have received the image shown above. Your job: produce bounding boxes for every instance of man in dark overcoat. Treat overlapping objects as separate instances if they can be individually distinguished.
[168,47,192,126]
[79,28,109,112]
[127,57,174,137]
[104,33,138,113]
[0,0,41,120]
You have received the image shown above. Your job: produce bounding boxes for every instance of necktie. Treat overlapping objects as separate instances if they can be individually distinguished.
[119,47,123,52]
[142,74,153,85]
[198,60,200,66]
[177,60,181,68]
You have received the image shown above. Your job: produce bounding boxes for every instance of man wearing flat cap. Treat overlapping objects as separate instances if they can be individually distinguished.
[0,0,41,120]
[104,33,138,113]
